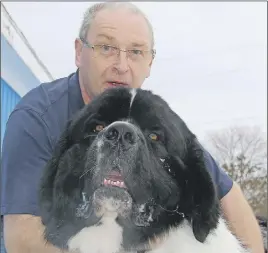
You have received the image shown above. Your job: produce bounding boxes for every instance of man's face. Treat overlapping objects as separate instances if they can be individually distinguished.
[75,7,154,101]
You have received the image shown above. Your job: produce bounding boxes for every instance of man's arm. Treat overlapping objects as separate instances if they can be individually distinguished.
[1,109,70,253]
[202,148,265,253]
[221,182,265,253]
[4,215,67,253]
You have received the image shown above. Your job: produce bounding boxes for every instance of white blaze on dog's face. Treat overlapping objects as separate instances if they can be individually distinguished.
[129,88,137,109]
[39,87,221,252]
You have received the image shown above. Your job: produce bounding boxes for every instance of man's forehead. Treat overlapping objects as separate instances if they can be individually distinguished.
[88,8,152,48]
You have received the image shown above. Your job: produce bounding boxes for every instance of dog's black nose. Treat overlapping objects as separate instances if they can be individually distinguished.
[104,122,137,147]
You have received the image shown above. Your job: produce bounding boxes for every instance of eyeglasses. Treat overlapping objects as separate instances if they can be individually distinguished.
[80,38,156,63]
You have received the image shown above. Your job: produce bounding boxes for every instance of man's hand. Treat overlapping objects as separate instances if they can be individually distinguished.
[3,214,69,253]
[221,182,265,253]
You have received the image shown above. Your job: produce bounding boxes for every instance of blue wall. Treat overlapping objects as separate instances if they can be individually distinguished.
[1,34,41,96]
[1,34,41,148]
[1,78,21,147]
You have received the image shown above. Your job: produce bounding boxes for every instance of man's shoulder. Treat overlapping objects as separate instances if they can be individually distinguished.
[8,71,83,146]
[15,73,75,116]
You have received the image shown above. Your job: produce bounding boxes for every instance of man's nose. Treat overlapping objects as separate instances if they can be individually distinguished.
[113,51,130,74]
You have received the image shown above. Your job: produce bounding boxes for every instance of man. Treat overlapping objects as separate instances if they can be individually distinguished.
[1,2,264,253]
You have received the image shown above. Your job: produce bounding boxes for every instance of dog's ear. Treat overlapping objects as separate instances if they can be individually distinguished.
[39,106,97,224]
[184,138,220,243]
[155,95,220,242]
[38,120,73,224]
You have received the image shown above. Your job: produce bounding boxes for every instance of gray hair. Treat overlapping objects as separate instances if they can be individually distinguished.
[78,2,155,49]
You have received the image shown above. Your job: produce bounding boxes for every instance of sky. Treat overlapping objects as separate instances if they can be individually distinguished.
[2,2,267,142]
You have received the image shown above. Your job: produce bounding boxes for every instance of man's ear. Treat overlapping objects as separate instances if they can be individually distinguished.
[184,139,220,243]
[75,38,83,68]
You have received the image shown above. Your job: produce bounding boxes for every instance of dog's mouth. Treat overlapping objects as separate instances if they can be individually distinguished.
[103,170,127,189]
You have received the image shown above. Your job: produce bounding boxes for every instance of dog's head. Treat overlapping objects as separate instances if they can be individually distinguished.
[39,87,220,250]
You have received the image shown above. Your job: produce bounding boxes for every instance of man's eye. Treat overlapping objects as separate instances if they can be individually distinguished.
[101,45,113,51]
[131,49,143,55]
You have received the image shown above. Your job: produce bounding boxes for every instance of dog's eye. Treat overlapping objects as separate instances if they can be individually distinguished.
[93,124,104,133]
[148,133,159,141]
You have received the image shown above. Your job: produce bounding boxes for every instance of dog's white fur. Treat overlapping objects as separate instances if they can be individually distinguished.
[129,88,137,110]
[68,210,250,253]
[68,214,123,253]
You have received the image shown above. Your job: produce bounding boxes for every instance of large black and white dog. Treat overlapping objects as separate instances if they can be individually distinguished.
[39,87,251,253]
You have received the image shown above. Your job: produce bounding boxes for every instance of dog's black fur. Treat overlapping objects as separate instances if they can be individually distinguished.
[38,87,222,250]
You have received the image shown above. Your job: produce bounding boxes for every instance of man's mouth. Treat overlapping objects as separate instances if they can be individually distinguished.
[107,81,128,87]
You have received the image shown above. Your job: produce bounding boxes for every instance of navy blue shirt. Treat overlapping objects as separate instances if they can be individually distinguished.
[1,70,233,216]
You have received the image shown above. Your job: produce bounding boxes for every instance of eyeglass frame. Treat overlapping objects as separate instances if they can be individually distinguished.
[79,38,156,61]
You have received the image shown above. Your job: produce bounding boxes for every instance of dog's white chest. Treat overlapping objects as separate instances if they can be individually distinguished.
[68,215,123,253]
[67,216,248,253]
[150,218,249,253]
